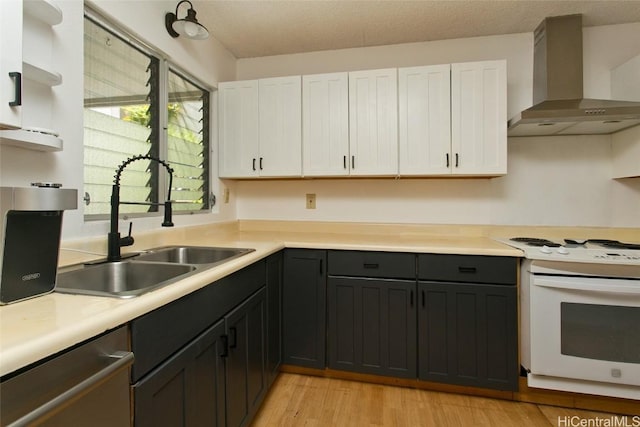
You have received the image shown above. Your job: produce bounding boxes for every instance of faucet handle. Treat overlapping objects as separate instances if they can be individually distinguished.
[120,221,134,247]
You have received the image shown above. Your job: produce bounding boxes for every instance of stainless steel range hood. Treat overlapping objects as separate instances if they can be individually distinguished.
[508,14,640,137]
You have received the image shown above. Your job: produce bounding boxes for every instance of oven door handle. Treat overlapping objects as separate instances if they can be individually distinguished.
[534,277,640,295]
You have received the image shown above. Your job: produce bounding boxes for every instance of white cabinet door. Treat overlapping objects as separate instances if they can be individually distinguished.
[218,80,259,178]
[349,69,398,176]
[302,72,349,177]
[451,60,507,175]
[398,65,451,175]
[258,76,302,177]
[0,0,23,130]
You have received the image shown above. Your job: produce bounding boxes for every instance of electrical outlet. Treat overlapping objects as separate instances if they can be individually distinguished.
[223,188,230,203]
[306,193,316,209]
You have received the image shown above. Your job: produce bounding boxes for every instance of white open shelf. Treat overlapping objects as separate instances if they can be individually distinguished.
[23,61,62,86]
[23,0,62,26]
[0,129,63,151]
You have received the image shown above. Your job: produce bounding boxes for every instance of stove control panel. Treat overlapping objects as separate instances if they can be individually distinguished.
[536,245,640,262]
[494,238,640,266]
[594,253,640,261]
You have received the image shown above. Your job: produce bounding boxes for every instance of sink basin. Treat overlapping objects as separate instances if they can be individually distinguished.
[55,261,198,298]
[136,246,255,265]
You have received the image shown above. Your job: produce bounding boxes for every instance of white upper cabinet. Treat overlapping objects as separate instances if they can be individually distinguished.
[218,80,260,178]
[398,65,451,175]
[218,76,301,178]
[348,68,398,176]
[399,60,506,176]
[219,61,506,179]
[0,0,23,130]
[302,72,349,177]
[612,125,640,178]
[451,60,507,175]
[0,0,63,151]
[258,76,302,177]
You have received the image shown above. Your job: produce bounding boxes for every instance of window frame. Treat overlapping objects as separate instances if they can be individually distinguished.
[83,7,212,222]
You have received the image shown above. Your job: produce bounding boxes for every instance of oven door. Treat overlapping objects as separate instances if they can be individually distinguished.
[530,274,640,386]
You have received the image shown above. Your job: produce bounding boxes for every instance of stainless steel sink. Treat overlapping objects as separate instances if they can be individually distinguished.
[55,246,255,298]
[55,261,198,298]
[135,246,255,266]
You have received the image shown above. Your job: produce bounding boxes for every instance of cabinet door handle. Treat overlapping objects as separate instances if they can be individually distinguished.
[421,290,425,308]
[458,266,477,274]
[455,153,459,168]
[259,157,263,170]
[9,71,21,107]
[252,158,256,171]
[351,155,355,169]
[229,327,237,349]
[446,153,450,168]
[410,290,414,307]
[220,335,229,357]
[343,155,347,169]
[363,263,379,269]
[319,259,323,274]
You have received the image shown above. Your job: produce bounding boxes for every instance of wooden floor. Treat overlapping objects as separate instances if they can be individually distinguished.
[252,373,629,426]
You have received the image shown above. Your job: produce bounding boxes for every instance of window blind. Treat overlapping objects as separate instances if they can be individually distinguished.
[83,16,159,216]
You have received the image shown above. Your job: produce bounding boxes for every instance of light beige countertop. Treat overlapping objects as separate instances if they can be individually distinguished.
[3,220,636,377]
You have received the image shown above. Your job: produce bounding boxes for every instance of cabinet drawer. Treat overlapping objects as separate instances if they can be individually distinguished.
[328,250,415,279]
[418,254,516,285]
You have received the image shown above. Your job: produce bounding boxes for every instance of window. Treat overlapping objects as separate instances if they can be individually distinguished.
[167,69,210,212]
[83,11,210,219]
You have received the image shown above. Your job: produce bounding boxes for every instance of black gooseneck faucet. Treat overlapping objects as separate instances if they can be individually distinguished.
[107,155,174,262]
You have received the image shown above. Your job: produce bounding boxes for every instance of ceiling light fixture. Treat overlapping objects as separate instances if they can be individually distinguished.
[165,0,209,40]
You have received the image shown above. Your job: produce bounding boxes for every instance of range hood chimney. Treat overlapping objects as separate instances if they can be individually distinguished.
[508,14,640,137]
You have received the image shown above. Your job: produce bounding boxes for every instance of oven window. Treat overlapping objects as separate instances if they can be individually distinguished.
[561,303,640,363]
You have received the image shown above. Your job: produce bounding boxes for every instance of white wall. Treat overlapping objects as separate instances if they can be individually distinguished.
[3,10,639,235]
[0,0,238,241]
[234,23,640,228]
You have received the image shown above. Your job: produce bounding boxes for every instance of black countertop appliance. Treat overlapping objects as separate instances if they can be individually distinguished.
[0,184,77,304]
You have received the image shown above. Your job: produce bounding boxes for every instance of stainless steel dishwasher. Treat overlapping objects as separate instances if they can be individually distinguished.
[1,326,133,426]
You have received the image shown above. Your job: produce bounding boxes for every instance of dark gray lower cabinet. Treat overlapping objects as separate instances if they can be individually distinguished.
[418,281,517,390]
[225,288,267,427]
[418,254,518,391]
[328,277,417,378]
[265,251,283,386]
[134,320,226,427]
[322,251,518,392]
[131,260,271,427]
[282,249,326,368]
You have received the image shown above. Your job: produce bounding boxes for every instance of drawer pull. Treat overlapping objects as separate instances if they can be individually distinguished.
[458,266,477,274]
[363,263,379,269]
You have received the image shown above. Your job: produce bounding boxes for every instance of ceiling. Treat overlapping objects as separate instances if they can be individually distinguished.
[191,0,640,59]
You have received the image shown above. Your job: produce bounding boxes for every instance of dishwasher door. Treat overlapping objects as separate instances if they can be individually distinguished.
[0,326,133,427]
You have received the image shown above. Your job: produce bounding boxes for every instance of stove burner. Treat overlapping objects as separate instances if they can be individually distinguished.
[510,237,561,247]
